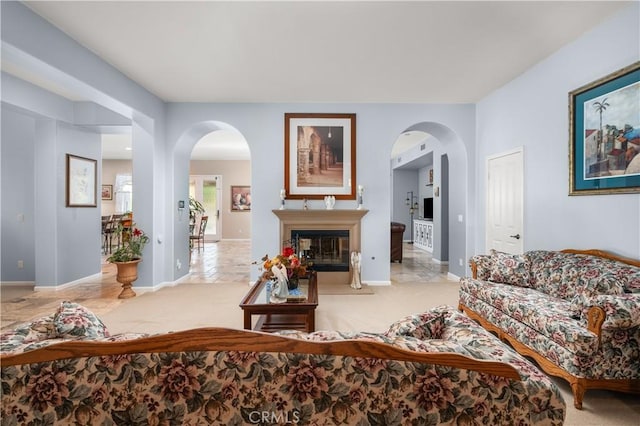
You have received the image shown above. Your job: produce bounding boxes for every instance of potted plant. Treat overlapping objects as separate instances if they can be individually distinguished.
[107,222,149,299]
[189,197,205,225]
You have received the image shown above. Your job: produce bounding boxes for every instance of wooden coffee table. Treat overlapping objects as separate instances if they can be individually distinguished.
[239,271,318,333]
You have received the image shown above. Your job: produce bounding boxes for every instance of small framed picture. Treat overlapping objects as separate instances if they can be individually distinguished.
[231,185,251,211]
[66,154,97,207]
[101,184,113,200]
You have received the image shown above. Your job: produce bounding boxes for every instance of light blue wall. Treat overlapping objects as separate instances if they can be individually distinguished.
[2,2,167,288]
[1,106,35,282]
[476,3,640,259]
[3,1,638,290]
[166,103,476,282]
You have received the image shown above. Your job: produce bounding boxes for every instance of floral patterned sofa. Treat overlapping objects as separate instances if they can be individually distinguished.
[1,303,565,425]
[459,248,640,409]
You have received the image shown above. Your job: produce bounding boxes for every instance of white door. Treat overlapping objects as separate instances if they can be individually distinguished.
[189,175,222,242]
[486,148,524,254]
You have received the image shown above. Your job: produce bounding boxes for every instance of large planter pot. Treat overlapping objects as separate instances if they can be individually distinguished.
[113,259,141,299]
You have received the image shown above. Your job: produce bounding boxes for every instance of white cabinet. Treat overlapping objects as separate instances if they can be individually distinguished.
[413,219,433,253]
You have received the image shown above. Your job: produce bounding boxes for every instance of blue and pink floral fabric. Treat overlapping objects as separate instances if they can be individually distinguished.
[1,301,110,355]
[1,306,566,425]
[461,250,640,382]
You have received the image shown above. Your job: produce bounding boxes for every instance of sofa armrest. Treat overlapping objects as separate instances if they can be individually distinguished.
[584,294,640,331]
[469,254,493,280]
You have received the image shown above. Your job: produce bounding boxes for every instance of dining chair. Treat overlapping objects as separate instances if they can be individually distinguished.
[190,215,208,251]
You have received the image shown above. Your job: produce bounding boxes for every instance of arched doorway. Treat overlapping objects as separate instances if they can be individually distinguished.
[389,121,470,279]
[172,121,251,280]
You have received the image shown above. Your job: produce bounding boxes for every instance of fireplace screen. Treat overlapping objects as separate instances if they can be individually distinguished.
[290,230,349,272]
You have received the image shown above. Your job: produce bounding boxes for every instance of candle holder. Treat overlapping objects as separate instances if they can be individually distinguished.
[279,189,286,210]
[357,185,364,210]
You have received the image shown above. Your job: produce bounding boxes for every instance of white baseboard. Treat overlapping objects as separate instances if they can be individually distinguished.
[447,272,461,281]
[34,273,103,291]
[1,281,35,288]
[432,258,449,265]
[364,280,391,286]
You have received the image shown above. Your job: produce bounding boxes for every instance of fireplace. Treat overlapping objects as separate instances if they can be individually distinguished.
[290,230,350,272]
[273,209,368,284]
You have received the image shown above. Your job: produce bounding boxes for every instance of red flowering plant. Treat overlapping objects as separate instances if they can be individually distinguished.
[107,223,150,263]
[258,247,308,281]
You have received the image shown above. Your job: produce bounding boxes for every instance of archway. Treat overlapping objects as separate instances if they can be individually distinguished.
[172,121,251,281]
[389,121,471,279]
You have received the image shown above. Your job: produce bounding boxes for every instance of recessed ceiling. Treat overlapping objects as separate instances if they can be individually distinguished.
[22,1,629,104]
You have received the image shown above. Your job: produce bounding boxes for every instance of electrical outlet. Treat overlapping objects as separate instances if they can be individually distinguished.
[176,259,182,270]
[458,258,463,267]
[18,260,24,269]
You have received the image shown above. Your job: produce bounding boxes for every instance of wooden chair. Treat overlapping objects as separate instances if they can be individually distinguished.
[190,216,208,251]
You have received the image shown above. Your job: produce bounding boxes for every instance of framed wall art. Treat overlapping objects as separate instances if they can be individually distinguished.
[101,184,113,200]
[569,61,640,195]
[284,113,356,199]
[231,185,251,211]
[66,154,97,207]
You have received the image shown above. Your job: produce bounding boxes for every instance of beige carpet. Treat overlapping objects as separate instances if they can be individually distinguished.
[318,283,374,295]
[100,279,639,426]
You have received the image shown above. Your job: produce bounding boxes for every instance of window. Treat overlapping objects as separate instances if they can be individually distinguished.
[114,174,132,213]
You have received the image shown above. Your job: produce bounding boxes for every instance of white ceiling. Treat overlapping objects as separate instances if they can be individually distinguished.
[15,1,631,160]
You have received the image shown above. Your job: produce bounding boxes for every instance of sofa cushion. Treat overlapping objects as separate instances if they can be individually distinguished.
[569,272,626,319]
[54,301,110,339]
[460,278,599,356]
[488,250,531,287]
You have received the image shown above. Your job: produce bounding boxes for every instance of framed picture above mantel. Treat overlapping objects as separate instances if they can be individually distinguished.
[284,113,356,200]
[569,61,640,195]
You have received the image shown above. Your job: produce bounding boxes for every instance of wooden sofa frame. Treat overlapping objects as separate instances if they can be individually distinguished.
[460,248,640,409]
[1,327,521,376]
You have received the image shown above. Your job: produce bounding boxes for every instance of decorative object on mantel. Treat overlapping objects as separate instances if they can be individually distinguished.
[350,251,362,289]
[357,185,364,210]
[324,195,335,209]
[284,113,357,200]
[107,221,149,299]
[303,198,308,210]
[279,188,286,210]
[569,61,639,195]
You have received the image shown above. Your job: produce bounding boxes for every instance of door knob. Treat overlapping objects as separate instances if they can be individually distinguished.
[509,234,521,240]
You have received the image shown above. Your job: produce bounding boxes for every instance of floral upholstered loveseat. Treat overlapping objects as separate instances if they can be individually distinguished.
[1,303,565,425]
[459,248,640,409]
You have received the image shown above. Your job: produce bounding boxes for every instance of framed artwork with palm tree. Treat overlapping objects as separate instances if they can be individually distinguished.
[569,61,640,195]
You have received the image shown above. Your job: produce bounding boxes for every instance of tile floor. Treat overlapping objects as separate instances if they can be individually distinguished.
[1,241,444,331]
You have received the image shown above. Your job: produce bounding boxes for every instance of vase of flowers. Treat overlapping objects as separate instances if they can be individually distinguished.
[258,247,308,292]
[107,222,149,299]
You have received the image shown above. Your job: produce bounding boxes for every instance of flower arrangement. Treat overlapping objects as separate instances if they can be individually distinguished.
[259,247,308,282]
[107,223,150,263]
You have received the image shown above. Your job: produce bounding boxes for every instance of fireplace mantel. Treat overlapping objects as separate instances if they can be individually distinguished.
[273,209,369,284]
[272,209,369,223]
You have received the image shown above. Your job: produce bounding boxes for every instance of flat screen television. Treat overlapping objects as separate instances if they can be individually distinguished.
[424,197,434,220]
